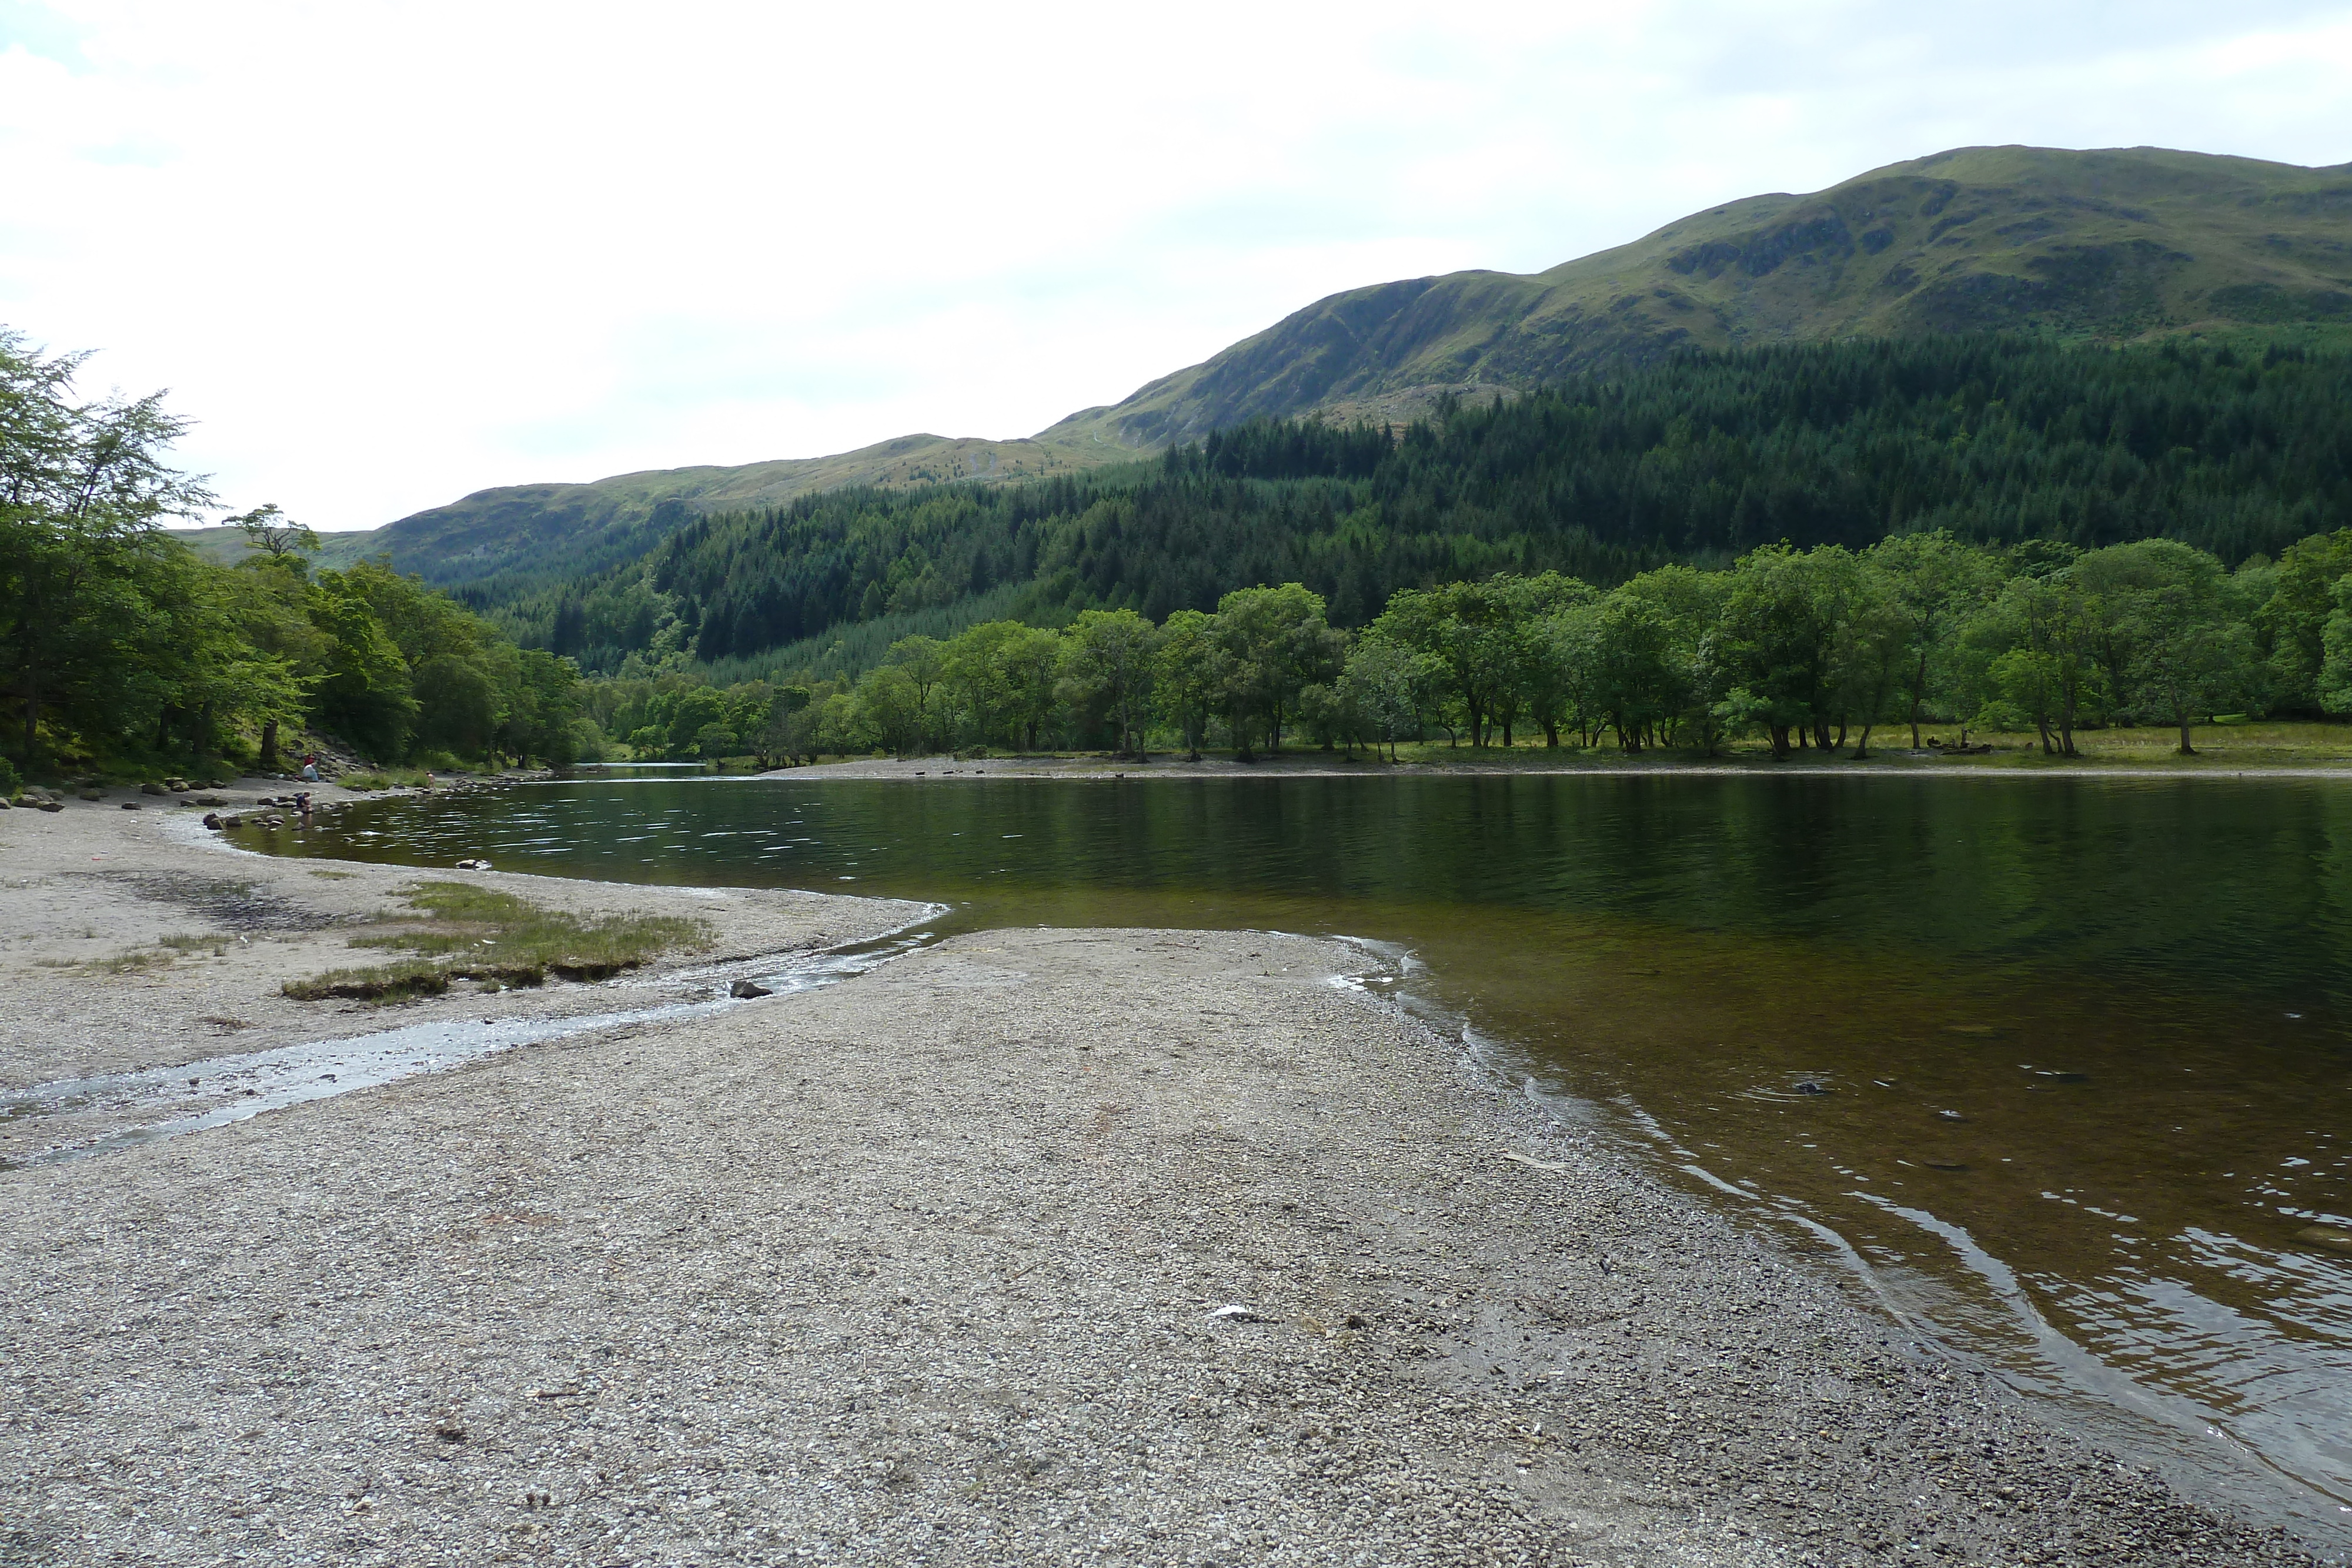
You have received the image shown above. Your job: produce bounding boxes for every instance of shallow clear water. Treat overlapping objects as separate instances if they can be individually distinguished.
[236,771,2352,1536]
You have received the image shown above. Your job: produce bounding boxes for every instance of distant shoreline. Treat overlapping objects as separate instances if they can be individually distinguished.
[767,750,2352,784]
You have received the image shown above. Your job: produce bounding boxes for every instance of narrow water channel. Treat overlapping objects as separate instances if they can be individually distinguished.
[230,770,2352,1542]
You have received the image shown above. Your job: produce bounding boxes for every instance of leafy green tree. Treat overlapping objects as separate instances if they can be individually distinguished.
[1371,581,1521,748]
[226,503,319,565]
[1154,609,1221,761]
[1337,635,1435,760]
[943,621,1025,748]
[1712,545,1850,759]
[306,570,419,758]
[2084,540,2252,753]
[1868,531,1996,750]
[1,330,214,763]
[1212,584,1340,758]
[1960,573,2094,755]
[857,664,923,756]
[2255,529,2352,711]
[1060,609,1159,757]
[882,636,947,753]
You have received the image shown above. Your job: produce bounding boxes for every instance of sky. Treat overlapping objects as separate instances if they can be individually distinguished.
[2,1,2349,531]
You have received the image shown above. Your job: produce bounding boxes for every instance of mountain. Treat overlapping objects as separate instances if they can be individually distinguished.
[343,144,2352,591]
[319,427,1141,591]
[1046,144,2352,448]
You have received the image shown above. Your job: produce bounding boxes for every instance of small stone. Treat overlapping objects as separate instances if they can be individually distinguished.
[120,801,139,811]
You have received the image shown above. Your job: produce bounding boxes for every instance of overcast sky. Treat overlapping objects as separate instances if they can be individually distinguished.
[2,1,2348,531]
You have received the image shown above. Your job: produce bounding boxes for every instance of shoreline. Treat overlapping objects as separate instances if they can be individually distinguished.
[766,751,2352,784]
[0,799,2334,1564]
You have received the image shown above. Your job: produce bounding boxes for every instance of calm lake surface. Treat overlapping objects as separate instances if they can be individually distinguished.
[237,771,2352,1537]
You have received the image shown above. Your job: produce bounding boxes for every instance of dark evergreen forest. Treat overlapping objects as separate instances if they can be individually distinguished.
[490,336,2352,674]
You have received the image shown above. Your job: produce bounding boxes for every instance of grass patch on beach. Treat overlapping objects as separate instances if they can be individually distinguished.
[156,932,229,955]
[308,868,356,880]
[92,948,172,974]
[283,880,708,1002]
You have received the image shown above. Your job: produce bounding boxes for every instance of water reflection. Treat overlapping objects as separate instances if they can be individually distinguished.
[238,773,2352,1535]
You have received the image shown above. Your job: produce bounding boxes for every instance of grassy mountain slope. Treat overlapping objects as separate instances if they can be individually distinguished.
[328,428,1142,589]
[505,337,2352,681]
[175,526,382,571]
[343,144,2352,595]
[1047,145,2352,447]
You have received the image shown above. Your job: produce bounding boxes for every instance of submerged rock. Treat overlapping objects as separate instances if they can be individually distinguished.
[730,979,773,999]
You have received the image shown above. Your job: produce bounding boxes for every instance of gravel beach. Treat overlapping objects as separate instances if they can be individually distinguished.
[0,794,2329,1566]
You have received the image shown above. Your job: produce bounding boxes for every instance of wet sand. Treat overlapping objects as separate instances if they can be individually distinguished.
[0,795,2330,1564]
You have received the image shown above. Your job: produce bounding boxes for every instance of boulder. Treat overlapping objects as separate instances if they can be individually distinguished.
[38,800,62,813]
[77,790,102,802]
[729,979,774,999]
[202,814,223,830]
[120,801,139,811]
[141,781,167,796]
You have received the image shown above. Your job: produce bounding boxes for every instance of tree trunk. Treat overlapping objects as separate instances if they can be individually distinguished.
[2177,713,2196,755]
[1543,720,1559,747]
[260,718,280,770]
[1852,722,1873,760]
[1769,724,1791,760]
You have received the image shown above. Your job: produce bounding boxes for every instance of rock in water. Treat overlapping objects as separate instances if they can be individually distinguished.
[455,858,492,871]
[202,814,223,830]
[730,979,773,999]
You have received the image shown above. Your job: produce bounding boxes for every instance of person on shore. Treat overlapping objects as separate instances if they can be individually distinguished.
[299,753,320,783]
[425,770,436,790]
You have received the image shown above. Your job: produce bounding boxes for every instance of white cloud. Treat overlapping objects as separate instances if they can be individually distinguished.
[1,0,2347,528]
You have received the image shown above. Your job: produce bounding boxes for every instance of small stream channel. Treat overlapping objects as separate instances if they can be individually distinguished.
[5,923,937,1168]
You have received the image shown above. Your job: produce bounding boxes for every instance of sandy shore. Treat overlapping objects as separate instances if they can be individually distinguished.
[0,798,2328,1565]
[0,780,926,1112]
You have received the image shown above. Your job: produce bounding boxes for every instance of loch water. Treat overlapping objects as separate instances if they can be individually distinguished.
[235,770,2352,1539]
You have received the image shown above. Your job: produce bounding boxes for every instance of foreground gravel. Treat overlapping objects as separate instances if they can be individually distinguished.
[1,912,2324,1566]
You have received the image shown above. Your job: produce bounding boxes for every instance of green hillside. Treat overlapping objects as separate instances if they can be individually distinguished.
[500,336,2352,678]
[351,145,2352,596]
[326,429,1141,590]
[1048,145,2352,447]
